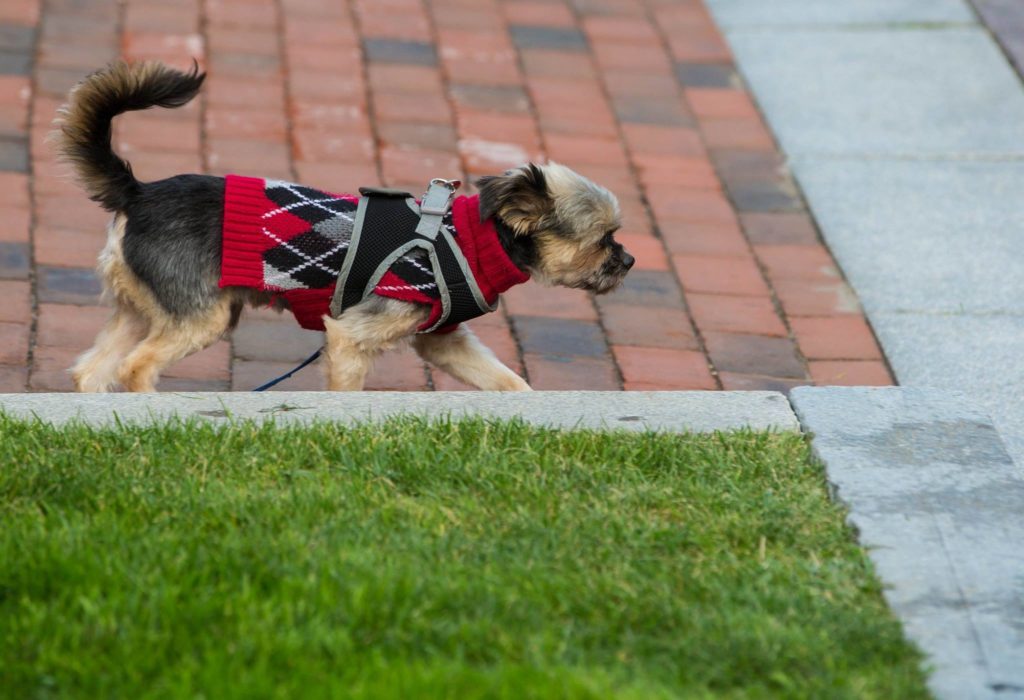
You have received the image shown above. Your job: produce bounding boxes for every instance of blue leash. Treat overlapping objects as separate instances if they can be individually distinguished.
[252,347,323,392]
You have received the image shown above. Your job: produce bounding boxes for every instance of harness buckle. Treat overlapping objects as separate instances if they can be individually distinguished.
[416,178,461,239]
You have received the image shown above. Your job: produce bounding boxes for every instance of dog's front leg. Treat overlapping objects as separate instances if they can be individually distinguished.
[413,326,531,391]
[323,298,428,391]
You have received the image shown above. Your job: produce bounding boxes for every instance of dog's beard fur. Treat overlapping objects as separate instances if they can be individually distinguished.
[478,163,632,295]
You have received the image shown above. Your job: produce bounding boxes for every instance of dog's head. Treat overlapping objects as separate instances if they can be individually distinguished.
[477,162,633,294]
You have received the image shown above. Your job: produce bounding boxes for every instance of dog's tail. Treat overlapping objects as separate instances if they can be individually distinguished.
[54,61,205,212]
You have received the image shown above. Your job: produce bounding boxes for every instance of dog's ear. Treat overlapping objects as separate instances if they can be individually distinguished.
[476,163,552,235]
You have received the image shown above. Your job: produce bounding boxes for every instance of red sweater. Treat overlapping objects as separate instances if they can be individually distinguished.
[219,175,529,332]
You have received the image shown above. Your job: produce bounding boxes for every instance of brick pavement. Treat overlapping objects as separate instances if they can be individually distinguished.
[0,0,892,392]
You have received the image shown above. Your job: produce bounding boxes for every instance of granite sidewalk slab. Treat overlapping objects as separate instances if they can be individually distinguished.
[0,391,799,433]
[792,387,1024,700]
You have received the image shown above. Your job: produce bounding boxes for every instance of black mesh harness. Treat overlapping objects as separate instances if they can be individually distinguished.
[328,179,496,333]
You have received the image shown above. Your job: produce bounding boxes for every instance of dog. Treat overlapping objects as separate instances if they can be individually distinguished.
[55,62,633,392]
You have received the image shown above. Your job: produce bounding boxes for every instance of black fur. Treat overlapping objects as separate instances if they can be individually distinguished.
[494,218,538,273]
[476,164,549,223]
[123,174,225,317]
[60,62,205,212]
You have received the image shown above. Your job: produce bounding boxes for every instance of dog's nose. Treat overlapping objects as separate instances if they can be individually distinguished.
[621,252,635,270]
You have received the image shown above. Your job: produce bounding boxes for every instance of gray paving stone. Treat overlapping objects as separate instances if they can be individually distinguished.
[706,0,975,28]
[37,266,103,305]
[868,312,1024,466]
[0,25,36,52]
[723,28,1024,156]
[597,270,685,309]
[0,391,800,433]
[791,159,1024,315]
[0,137,28,172]
[0,241,29,279]
[791,387,1024,700]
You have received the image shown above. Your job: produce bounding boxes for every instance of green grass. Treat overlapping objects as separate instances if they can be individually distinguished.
[0,415,927,699]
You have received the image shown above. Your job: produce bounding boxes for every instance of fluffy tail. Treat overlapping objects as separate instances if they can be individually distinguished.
[54,61,205,212]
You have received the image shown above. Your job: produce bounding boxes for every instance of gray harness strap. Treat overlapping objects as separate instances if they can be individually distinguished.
[328,179,495,332]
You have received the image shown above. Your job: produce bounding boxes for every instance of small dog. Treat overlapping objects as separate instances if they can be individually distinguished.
[56,62,633,392]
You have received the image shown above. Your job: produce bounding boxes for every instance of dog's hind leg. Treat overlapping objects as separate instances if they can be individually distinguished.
[72,304,149,392]
[413,326,531,391]
[117,299,232,392]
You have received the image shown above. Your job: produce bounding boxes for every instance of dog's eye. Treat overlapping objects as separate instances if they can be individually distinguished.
[601,231,616,246]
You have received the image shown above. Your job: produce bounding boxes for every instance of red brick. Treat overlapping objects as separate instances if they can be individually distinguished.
[647,188,735,224]
[443,57,521,86]
[116,114,201,153]
[29,345,79,392]
[503,1,575,26]
[206,138,290,177]
[672,254,770,296]
[659,221,749,257]
[773,278,862,317]
[523,353,621,390]
[665,27,731,63]
[0,364,27,392]
[34,199,110,234]
[122,151,205,183]
[0,173,29,209]
[456,110,540,149]
[283,18,358,47]
[292,129,376,164]
[603,72,680,99]
[0,206,30,243]
[379,146,461,185]
[0,280,30,324]
[367,64,443,94]
[35,303,108,348]
[600,304,698,350]
[0,0,39,24]
[584,17,660,43]
[293,162,380,190]
[754,244,840,281]
[809,360,893,387]
[289,71,365,104]
[790,317,883,361]
[701,118,775,151]
[0,320,30,364]
[614,232,669,271]
[232,359,327,391]
[34,226,105,268]
[741,212,819,245]
[205,76,286,107]
[633,155,719,189]
[502,284,598,321]
[687,293,787,337]
[124,2,199,33]
[163,340,231,381]
[374,92,452,125]
[286,45,363,72]
[205,109,288,140]
[365,348,430,391]
[685,88,758,119]
[545,134,627,167]
[521,51,596,81]
[613,345,715,390]
[591,43,672,72]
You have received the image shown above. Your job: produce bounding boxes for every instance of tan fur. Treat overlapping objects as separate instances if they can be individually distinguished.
[72,215,237,392]
[322,298,428,391]
[413,327,530,391]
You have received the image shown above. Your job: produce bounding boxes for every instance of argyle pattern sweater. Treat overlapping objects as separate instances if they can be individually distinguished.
[219,175,529,332]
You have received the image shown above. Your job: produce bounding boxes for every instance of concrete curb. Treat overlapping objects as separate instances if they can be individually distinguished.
[0,391,799,433]
[791,387,1024,700]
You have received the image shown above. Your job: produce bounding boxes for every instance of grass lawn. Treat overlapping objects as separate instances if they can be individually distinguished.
[0,415,928,699]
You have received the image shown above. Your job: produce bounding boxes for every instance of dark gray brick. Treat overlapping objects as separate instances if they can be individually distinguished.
[513,316,609,358]
[510,25,588,51]
[704,332,806,379]
[0,25,36,52]
[449,84,530,113]
[675,62,737,88]
[613,96,694,127]
[0,138,28,172]
[596,270,685,310]
[0,51,31,75]
[38,266,103,304]
[725,180,803,212]
[0,241,29,279]
[363,38,437,66]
